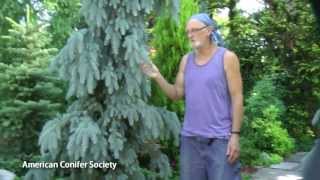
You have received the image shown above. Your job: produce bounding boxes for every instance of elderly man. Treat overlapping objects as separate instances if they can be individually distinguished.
[141,13,243,180]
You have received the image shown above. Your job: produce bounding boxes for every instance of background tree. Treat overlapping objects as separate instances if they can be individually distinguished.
[226,0,320,150]
[0,5,66,175]
[256,0,320,149]
[25,0,181,179]
[0,0,31,63]
[43,0,83,48]
[198,0,229,14]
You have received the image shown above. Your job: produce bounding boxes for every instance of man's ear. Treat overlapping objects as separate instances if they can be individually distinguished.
[207,27,214,34]
[208,26,215,33]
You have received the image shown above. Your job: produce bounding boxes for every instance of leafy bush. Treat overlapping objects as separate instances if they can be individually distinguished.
[283,105,315,151]
[241,77,295,166]
[256,152,283,166]
[251,106,295,156]
[240,137,261,166]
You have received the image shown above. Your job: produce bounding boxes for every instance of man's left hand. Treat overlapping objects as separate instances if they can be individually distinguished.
[226,134,240,164]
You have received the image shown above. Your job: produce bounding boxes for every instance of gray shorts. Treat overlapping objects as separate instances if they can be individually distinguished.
[179,135,241,180]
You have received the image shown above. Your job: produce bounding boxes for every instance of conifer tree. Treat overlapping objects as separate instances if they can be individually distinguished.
[0,5,64,156]
[150,0,198,118]
[25,0,180,179]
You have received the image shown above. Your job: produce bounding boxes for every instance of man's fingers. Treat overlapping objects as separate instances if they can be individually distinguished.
[139,63,147,70]
[140,63,150,73]
[228,149,234,163]
[226,143,231,156]
[227,143,233,162]
[228,149,239,164]
[140,63,151,70]
[227,148,239,164]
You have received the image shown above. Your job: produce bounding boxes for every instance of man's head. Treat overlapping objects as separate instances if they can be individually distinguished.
[186,13,224,49]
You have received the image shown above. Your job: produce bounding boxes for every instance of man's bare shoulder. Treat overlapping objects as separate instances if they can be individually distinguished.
[224,49,238,61]
[223,49,240,67]
[224,49,239,61]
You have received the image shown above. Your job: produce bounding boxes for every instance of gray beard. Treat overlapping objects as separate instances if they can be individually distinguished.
[191,41,201,49]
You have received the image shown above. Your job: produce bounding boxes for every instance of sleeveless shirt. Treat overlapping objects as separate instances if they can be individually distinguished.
[181,47,232,138]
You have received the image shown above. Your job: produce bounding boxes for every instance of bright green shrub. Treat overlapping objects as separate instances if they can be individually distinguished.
[251,108,295,156]
[150,0,198,118]
[241,77,295,166]
[240,137,261,166]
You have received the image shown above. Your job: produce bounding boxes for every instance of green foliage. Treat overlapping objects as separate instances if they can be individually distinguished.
[149,0,198,175]
[245,78,285,120]
[0,0,27,37]
[150,0,198,118]
[251,113,294,156]
[24,1,181,180]
[0,155,41,176]
[241,77,294,166]
[225,0,319,161]
[0,158,23,175]
[239,137,261,166]
[265,1,319,142]
[284,105,315,151]
[241,173,252,180]
[256,152,283,166]
[198,0,229,14]
[43,0,83,48]
[0,5,66,159]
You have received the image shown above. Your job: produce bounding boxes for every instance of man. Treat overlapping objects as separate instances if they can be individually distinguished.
[141,13,243,180]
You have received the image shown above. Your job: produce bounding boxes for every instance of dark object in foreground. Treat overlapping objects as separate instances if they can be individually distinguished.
[310,0,320,28]
[302,109,320,180]
[302,139,320,180]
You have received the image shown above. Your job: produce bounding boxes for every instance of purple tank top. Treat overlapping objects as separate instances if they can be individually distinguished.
[181,47,232,138]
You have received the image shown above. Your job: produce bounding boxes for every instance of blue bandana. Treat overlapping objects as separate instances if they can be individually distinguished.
[189,13,225,47]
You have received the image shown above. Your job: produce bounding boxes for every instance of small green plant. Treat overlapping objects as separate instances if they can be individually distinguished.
[255,152,283,166]
[240,137,261,166]
[241,173,252,180]
[251,107,295,156]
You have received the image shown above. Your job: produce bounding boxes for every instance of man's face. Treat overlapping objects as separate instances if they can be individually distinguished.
[186,19,211,49]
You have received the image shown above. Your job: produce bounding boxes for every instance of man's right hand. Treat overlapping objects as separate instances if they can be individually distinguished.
[139,54,187,101]
[140,62,160,79]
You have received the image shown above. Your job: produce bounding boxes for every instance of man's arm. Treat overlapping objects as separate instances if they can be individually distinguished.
[224,50,244,164]
[141,54,187,101]
[224,51,243,134]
